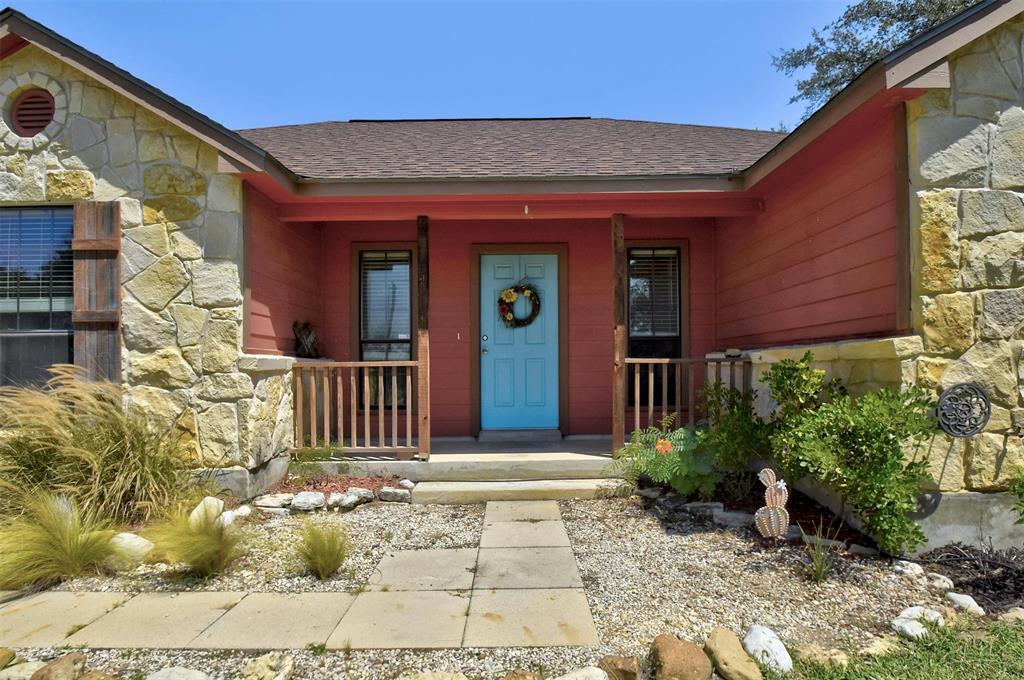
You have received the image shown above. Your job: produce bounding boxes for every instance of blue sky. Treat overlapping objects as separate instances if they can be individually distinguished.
[14,1,849,132]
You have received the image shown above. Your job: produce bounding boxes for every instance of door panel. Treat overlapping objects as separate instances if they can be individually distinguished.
[480,253,559,429]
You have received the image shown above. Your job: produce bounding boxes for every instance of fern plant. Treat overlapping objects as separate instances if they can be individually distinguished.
[611,414,720,499]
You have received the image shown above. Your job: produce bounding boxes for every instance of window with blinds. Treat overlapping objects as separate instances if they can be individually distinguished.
[0,206,74,385]
[359,250,412,361]
[628,248,680,338]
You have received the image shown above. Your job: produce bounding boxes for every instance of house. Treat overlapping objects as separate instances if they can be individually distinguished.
[0,2,1022,546]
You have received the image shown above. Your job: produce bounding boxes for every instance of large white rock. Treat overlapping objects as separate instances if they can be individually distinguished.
[892,605,945,640]
[290,491,326,511]
[743,625,792,674]
[147,669,211,680]
[379,487,412,503]
[550,669,609,680]
[926,572,954,592]
[188,496,224,529]
[253,493,293,508]
[110,532,154,563]
[896,606,945,625]
[893,561,925,578]
[348,487,375,503]
[946,592,985,616]
[0,661,48,680]
[241,652,293,680]
[398,479,416,490]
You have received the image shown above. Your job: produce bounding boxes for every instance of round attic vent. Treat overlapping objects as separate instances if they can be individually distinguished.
[10,88,55,137]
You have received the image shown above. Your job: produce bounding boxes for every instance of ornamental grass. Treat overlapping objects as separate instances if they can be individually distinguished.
[297,520,350,580]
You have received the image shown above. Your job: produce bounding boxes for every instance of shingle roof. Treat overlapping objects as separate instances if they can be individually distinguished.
[236,117,786,181]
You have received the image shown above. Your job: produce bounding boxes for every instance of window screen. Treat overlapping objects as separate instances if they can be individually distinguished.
[0,206,74,385]
[359,250,411,361]
[628,248,680,338]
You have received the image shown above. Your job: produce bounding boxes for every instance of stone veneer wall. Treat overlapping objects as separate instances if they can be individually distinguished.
[0,45,291,468]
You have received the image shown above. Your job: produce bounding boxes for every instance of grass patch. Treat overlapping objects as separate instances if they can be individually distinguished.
[296,521,349,580]
[0,493,116,589]
[792,621,1024,679]
[146,502,244,578]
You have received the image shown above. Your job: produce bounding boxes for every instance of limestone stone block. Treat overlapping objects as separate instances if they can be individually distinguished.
[961,231,1024,289]
[69,115,105,151]
[980,288,1024,338]
[144,195,201,224]
[913,435,966,492]
[959,190,1024,238]
[202,319,240,373]
[916,190,961,293]
[127,348,197,388]
[992,107,1024,189]
[4,153,25,176]
[122,295,176,351]
[987,404,1013,433]
[836,335,924,360]
[106,117,137,167]
[144,163,206,195]
[121,238,157,283]
[126,385,188,429]
[871,360,904,384]
[171,229,204,260]
[0,168,44,201]
[118,197,143,228]
[125,224,170,256]
[916,356,949,390]
[940,340,1018,405]
[207,174,241,212]
[169,304,209,346]
[189,260,242,308]
[181,345,203,374]
[204,211,240,259]
[848,361,872,384]
[80,86,114,117]
[965,432,1024,491]
[954,95,1007,122]
[173,136,199,167]
[921,293,976,353]
[45,169,94,200]
[138,132,168,163]
[197,372,254,401]
[953,49,1020,100]
[910,115,990,187]
[198,403,240,463]
[124,255,188,311]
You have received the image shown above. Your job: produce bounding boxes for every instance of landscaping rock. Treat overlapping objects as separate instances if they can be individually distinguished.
[241,652,293,680]
[29,653,86,680]
[551,670,608,680]
[925,572,954,591]
[712,510,755,528]
[233,505,252,518]
[398,479,416,490]
[0,662,47,680]
[891,606,945,640]
[289,491,326,511]
[742,625,792,675]
[893,560,925,578]
[253,493,292,509]
[0,648,15,670]
[785,525,802,542]
[503,673,543,680]
[597,654,642,680]
[188,496,224,528]
[379,487,412,503]
[802,534,845,550]
[946,592,985,615]
[683,501,723,518]
[146,669,211,680]
[78,673,116,680]
[859,636,900,657]
[348,487,375,503]
[999,607,1024,623]
[704,627,762,680]
[848,543,878,557]
[650,633,713,680]
[796,645,848,668]
[636,487,663,500]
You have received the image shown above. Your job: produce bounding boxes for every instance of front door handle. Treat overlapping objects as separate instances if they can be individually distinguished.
[482,347,489,355]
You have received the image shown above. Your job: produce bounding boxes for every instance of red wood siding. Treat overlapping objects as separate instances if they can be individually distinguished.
[715,104,905,348]
[245,183,323,354]
[319,217,714,436]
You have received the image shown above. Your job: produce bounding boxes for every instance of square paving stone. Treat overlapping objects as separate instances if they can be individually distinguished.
[480,520,571,548]
[464,588,598,647]
[327,590,469,649]
[0,591,128,647]
[189,593,355,649]
[474,547,582,589]
[484,500,561,523]
[64,591,245,648]
[368,549,478,591]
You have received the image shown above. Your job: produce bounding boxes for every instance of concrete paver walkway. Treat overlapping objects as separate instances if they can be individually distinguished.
[0,501,599,650]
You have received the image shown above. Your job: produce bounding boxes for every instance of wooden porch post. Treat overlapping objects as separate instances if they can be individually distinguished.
[611,213,627,452]
[416,215,431,459]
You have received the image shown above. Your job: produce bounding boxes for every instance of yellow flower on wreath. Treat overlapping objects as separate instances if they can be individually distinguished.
[500,288,518,303]
[505,313,514,321]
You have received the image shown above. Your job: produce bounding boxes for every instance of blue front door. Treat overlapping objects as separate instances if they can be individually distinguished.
[480,253,559,430]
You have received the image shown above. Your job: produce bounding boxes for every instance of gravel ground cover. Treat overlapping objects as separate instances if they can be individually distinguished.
[26,495,943,679]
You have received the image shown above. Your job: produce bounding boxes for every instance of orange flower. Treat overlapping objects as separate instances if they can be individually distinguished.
[655,438,672,455]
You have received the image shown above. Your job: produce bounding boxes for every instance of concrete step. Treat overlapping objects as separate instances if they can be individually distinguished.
[305,453,620,482]
[411,479,627,504]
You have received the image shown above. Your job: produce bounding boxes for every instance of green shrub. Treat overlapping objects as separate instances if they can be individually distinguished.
[761,351,844,419]
[701,382,771,473]
[613,415,720,499]
[0,493,116,589]
[297,521,350,580]
[146,503,243,578]
[771,382,935,555]
[0,365,195,522]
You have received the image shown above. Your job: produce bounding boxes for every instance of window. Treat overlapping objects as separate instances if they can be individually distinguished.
[0,207,74,385]
[628,248,681,358]
[359,250,412,361]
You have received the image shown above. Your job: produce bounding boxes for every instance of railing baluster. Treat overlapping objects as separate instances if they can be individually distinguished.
[378,368,385,448]
[322,368,330,447]
[391,368,398,448]
[729,360,736,391]
[308,370,317,448]
[661,363,668,423]
[336,368,343,447]
[647,363,654,429]
[294,366,304,447]
[674,363,682,422]
[688,362,695,427]
[633,365,640,433]
[363,368,371,448]
[406,368,413,448]
[350,368,358,451]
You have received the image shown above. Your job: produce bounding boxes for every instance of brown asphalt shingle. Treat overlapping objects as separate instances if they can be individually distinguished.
[236,117,786,181]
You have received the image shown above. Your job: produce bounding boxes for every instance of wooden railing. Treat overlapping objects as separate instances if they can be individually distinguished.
[293,360,426,459]
[613,355,752,449]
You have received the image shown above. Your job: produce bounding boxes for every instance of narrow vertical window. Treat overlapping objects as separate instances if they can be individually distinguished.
[628,248,681,357]
[0,206,74,385]
[359,250,412,409]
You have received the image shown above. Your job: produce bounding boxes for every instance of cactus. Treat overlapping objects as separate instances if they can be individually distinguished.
[755,467,789,539]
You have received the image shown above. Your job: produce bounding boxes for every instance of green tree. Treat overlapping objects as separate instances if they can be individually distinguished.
[775,0,975,116]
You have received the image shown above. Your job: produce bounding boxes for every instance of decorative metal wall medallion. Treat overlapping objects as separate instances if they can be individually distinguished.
[937,383,990,438]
